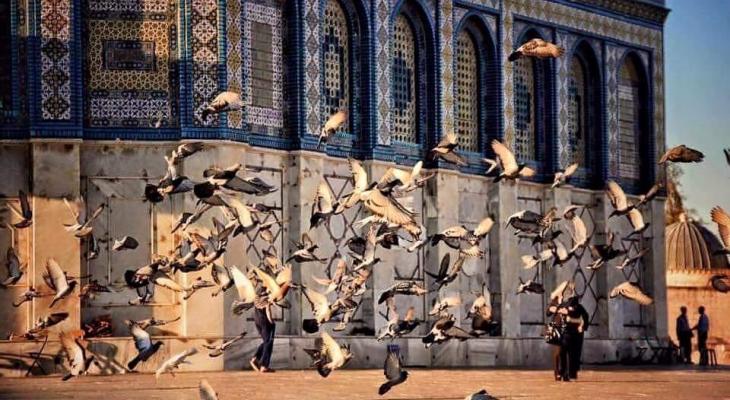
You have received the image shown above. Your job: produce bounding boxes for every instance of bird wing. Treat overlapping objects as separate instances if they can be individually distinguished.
[378,167,410,189]
[63,197,81,223]
[324,110,347,132]
[490,140,518,173]
[564,163,579,177]
[199,380,219,400]
[301,232,315,249]
[314,181,335,214]
[711,206,730,248]
[130,324,151,352]
[445,325,473,340]
[571,215,587,245]
[362,190,415,226]
[303,287,329,314]
[275,265,292,286]
[383,350,402,380]
[473,217,494,237]
[46,259,69,294]
[610,282,653,305]
[58,331,85,374]
[606,180,628,210]
[627,208,645,230]
[724,149,730,167]
[348,158,369,192]
[83,204,105,227]
[254,267,281,296]
[19,190,31,219]
[437,253,451,278]
[230,266,256,302]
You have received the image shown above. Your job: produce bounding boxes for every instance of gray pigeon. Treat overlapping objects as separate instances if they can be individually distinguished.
[378,345,408,395]
[113,236,139,251]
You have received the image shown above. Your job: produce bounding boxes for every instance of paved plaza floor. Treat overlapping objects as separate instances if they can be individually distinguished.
[1,366,729,399]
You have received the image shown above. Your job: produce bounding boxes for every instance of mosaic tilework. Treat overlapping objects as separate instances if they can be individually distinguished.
[85,0,178,128]
[244,2,284,129]
[455,31,479,152]
[461,0,499,9]
[439,0,455,140]
[304,1,321,136]
[191,0,219,126]
[41,0,71,120]
[226,0,243,129]
[618,57,641,182]
[375,0,391,145]
[556,31,578,169]
[513,55,535,162]
[502,0,665,173]
[606,44,619,176]
[322,0,349,130]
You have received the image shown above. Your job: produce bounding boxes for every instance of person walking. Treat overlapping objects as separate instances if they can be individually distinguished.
[676,306,693,364]
[565,295,589,380]
[692,306,710,366]
[546,281,575,381]
[250,285,276,373]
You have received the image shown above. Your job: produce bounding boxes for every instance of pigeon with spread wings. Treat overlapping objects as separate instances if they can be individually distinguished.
[201,91,245,120]
[63,198,105,238]
[609,281,653,305]
[658,144,704,164]
[509,38,565,61]
[488,139,535,182]
[429,132,466,166]
[319,110,347,148]
[711,206,730,255]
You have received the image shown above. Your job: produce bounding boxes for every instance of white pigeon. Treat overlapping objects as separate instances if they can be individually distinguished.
[155,347,198,379]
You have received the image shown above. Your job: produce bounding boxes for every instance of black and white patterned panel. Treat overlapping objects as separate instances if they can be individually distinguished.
[618,205,652,329]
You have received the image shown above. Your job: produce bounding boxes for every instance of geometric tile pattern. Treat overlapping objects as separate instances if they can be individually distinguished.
[84,2,178,128]
[226,0,243,129]
[244,2,284,129]
[606,44,620,177]
[455,31,479,152]
[304,1,321,136]
[41,0,71,120]
[556,31,578,169]
[439,0,455,140]
[322,0,349,132]
[375,0,391,145]
[191,0,219,126]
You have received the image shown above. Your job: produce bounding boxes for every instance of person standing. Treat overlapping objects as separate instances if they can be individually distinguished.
[546,281,575,382]
[692,306,710,366]
[250,285,276,373]
[565,295,589,380]
[676,306,693,364]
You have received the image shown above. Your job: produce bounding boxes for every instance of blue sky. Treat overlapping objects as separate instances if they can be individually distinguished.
[665,0,730,226]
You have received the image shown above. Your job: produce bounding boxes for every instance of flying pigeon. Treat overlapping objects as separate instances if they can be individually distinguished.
[155,347,198,379]
[303,331,353,377]
[58,330,95,381]
[429,132,466,166]
[319,110,347,148]
[488,139,535,182]
[609,281,653,306]
[552,163,578,188]
[658,144,704,164]
[125,319,163,371]
[199,379,219,400]
[1,247,23,287]
[203,332,247,358]
[509,38,565,61]
[378,345,408,395]
[201,91,245,120]
[113,236,139,251]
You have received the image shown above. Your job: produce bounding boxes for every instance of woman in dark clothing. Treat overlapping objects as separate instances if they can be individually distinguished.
[546,280,576,381]
[250,286,276,373]
[547,297,570,381]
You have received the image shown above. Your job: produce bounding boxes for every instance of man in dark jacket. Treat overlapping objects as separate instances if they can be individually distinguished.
[676,306,693,364]
[692,306,710,366]
[566,295,590,380]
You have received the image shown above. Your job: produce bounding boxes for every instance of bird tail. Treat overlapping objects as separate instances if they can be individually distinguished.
[430,234,443,246]
[508,51,522,62]
[378,382,393,396]
[231,300,253,315]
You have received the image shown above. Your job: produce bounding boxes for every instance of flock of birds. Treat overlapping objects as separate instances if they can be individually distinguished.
[0,36,728,399]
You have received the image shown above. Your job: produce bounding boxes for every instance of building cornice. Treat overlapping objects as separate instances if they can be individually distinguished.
[568,0,670,26]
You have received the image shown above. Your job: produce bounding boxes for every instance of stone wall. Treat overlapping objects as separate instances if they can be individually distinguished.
[0,141,667,375]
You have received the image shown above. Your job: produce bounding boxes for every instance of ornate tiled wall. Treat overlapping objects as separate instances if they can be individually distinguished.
[191,0,219,126]
[84,0,178,128]
[244,1,285,133]
[41,0,72,120]
[7,0,666,185]
[226,0,243,130]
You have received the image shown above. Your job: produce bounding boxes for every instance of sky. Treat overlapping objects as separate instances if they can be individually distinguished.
[665,0,730,227]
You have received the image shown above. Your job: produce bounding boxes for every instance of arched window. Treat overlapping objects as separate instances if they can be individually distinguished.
[567,42,602,187]
[618,55,648,187]
[455,31,479,152]
[392,14,417,143]
[513,30,552,169]
[322,1,349,135]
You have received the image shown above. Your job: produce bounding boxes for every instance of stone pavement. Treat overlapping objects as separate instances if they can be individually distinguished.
[1,367,729,400]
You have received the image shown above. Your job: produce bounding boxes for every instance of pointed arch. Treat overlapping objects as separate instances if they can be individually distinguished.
[567,40,603,188]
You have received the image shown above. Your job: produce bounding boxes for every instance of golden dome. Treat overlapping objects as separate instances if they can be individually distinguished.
[666,213,729,270]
